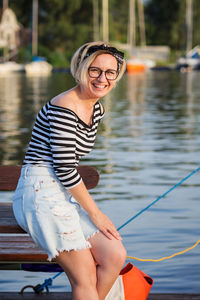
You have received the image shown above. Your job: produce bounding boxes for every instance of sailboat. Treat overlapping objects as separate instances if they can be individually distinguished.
[0,61,25,74]
[176,45,200,71]
[25,0,52,76]
[25,57,53,76]
[175,0,200,71]
[126,0,155,73]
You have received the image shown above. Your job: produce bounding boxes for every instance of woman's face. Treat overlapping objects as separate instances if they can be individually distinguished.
[81,53,118,99]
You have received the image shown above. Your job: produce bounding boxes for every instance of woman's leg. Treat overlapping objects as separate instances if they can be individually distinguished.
[89,232,127,300]
[55,248,99,300]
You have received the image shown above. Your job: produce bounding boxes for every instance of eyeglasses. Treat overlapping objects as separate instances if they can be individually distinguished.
[88,67,119,81]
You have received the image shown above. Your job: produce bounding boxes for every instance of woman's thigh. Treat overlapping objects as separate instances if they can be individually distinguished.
[13,167,92,261]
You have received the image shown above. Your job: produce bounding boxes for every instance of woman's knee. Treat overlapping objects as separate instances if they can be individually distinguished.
[90,233,127,268]
[101,241,127,268]
[111,243,127,266]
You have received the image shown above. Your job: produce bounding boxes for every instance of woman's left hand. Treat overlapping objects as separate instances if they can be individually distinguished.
[90,210,122,240]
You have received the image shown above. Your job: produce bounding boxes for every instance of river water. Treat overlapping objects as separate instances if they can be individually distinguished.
[0,70,200,293]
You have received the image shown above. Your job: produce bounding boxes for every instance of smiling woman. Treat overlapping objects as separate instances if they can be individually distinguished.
[12,41,127,300]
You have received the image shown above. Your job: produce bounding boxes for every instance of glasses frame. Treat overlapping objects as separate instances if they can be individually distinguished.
[88,66,119,81]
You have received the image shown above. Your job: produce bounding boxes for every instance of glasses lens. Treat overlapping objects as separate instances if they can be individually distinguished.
[88,67,101,78]
[105,70,118,80]
[88,67,118,80]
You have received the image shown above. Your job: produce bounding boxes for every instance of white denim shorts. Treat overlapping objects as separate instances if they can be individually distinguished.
[12,165,99,261]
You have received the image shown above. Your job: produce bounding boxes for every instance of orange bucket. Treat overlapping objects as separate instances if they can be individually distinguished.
[120,263,153,299]
[106,263,153,300]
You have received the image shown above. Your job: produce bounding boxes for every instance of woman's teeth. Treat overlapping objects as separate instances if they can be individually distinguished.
[93,84,106,89]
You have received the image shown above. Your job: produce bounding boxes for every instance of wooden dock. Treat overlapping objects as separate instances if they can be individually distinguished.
[0,293,200,299]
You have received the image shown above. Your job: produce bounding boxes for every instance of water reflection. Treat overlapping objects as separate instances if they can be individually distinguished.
[0,73,74,164]
[25,76,52,113]
[0,73,23,164]
[126,72,146,113]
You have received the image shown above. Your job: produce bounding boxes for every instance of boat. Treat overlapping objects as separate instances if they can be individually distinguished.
[25,2,53,76]
[176,45,200,71]
[0,61,25,74]
[126,0,155,73]
[25,57,53,76]
[176,1,200,71]
[126,58,156,73]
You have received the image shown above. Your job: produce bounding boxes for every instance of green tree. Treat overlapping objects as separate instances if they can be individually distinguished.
[145,0,186,50]
[8,0,94,65]
[192,0,200,47]
[109,0,129,43]
[145,0,200,51]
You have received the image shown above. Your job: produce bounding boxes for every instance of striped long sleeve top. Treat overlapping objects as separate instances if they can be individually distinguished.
[23,101,104,189]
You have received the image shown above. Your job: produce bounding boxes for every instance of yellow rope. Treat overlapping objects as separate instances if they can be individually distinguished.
[127,238,200,262]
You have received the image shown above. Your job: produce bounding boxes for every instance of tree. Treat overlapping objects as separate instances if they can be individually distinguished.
[145,0,185,50]
[4,0,200,64]
[8,0,94,64]
[145,0,200,51]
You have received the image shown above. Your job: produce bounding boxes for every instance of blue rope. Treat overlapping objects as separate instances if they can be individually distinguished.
[117,166,200,231]
[35,271,63,293]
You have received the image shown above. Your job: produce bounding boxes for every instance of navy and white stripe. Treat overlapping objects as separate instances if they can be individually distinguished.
[23,101,104,188]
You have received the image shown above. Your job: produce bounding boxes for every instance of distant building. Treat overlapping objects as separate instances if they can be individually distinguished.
[0,8,21,51]
[0,7,29,62]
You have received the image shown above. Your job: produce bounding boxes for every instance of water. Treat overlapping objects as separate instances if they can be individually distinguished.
[0,70,200,293]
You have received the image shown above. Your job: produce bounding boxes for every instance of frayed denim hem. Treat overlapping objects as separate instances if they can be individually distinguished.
[48,241,92,261]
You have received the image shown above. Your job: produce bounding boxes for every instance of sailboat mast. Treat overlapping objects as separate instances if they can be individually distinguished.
[93,0,99,41]
[186,0,193,53]
[3,0,8,11]
[102,0,109,42]
[128,0,136,54]
[137,0,146,47]
[32,0,38,57]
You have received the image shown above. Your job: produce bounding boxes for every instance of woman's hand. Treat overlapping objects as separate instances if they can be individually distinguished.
[90,210,122,240]
[68,181,121,240]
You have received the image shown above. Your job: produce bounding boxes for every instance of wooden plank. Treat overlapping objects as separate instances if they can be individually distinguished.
[0,293,199,300]
[0,236,48,262]
[0,203,25,233]
[0,293,72,300]
[0,165,99,191]
[148,295,200,300]
[0,202,14,215]
[0,263,21,270]
[0,165,21,190]
[77,165,99,190]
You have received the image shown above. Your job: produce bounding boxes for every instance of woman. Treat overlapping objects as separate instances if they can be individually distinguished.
[13,41,127,300]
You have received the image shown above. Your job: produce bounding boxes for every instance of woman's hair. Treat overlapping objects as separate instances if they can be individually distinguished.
[70,41,126,86]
